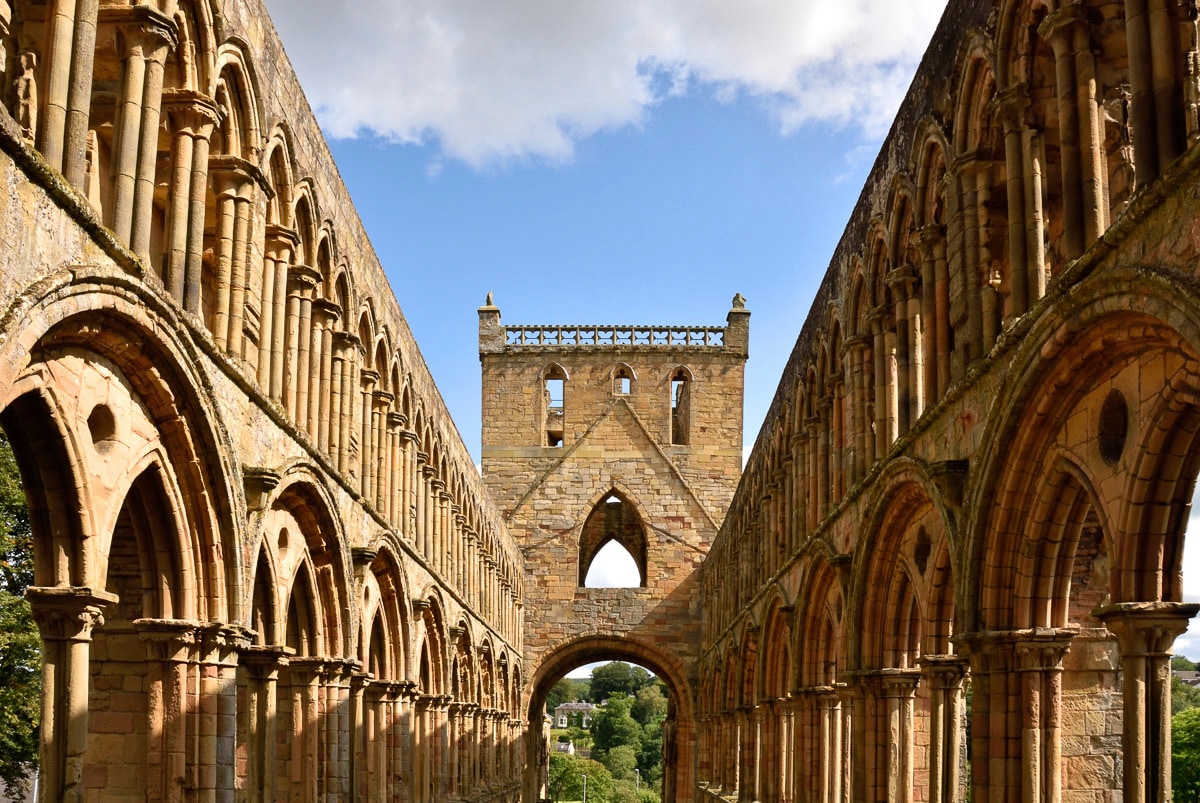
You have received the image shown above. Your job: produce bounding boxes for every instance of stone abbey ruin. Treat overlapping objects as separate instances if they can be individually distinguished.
[1,0,1199,800]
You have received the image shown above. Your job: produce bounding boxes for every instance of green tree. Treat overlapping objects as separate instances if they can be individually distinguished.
[590,662,651,703]
[0,431,38,795]
[548,754,614,802]
[591,695,643,762]
[1175,656,1200,671]
[602,744,638,781]
[1174,673,1200,714]
[609,780,640,803]
[631,683,667,726]
[1175,707,1200,802]
[638,720,663,779]
[0,431,32,594]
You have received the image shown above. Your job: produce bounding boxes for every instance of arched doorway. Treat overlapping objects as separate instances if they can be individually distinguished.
[524,636,697,803]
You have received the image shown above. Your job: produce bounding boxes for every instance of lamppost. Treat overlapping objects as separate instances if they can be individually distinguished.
[582,773,587,803]
[635,768,640,791]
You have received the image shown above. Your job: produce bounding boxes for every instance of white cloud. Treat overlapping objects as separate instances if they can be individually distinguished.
[263,0,946,166]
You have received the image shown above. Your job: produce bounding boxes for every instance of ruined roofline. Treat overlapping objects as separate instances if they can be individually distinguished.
[500,324,727,349]
[478,293,751,356]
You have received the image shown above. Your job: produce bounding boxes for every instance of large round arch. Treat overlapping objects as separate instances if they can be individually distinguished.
[524,635,697,803]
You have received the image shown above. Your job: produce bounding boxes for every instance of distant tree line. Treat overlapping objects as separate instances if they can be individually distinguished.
[1173,655,1200,802]
[546,662,668,803]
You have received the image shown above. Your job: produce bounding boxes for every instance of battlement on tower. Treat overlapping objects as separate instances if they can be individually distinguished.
[477,294,750,357]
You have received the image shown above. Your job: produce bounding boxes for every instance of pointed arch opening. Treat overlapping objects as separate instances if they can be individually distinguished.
[612,364,636,396]
[578,491,647,588]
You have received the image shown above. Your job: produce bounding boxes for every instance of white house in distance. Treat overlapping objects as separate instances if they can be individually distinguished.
[554,701,596,729]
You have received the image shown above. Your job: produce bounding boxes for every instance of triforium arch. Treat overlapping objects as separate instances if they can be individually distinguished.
[524,636,697,803]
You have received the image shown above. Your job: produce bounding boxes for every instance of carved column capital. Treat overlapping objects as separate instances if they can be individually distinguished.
[26,586,118,641]
[237,644,291,680]
[1097,601,1200,655]
[264,223,300,260]
[1037,3,1090,49]
[135,618,200,662]
[162,90,219,138]
[110,6,179,60]
[287,264,322,293]
[209,155,261,198]
[991,82,1031,130]
[312,298,342,327]
[917,653,969,689]
[243,466,281,512]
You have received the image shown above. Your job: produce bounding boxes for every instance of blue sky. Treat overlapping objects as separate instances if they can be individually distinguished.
[256,0,1200,667]
[323,93,868,463]
[260,0,951,463]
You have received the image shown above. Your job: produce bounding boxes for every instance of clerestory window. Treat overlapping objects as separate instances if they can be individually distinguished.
[543,365,566,447]
[670,367,691,445]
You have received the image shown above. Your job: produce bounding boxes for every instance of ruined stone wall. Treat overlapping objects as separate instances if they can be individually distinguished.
[696,0,1200,800]
[0,0,524,800]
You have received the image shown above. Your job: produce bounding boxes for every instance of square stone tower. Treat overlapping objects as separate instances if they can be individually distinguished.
[478,293,749,800]
[479,295,749,518]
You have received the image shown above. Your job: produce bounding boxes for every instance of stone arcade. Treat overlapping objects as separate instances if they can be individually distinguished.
[1,0,1200,801]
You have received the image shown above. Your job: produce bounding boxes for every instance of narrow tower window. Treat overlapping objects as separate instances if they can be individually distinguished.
[613,365,635,395]
[670,367,691,445]
[543,365,566,447]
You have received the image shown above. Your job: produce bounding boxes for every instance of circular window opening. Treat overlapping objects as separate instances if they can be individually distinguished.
[1098,389,1128,465]
[87,404,116,449]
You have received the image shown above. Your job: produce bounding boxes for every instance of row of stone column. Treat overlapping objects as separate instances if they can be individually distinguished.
[28,586,243,803]
[263,310,524,648]
[699,658,966,803]
[700,605,1194,803]
[25,1,517,652]
[25,585,525,803]
[447,702,522,798]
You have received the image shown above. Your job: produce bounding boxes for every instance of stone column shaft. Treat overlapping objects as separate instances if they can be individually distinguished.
[1019,129,1047,309]
[110,29,150,243]
[183,132,213,315]
[27,587,115,803]
[920,655,967,803]
[40,0,82,171]
[210,188,235,345]
[129,37,170,262]
[958,167,984,362]
[1101,602,1199,803]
